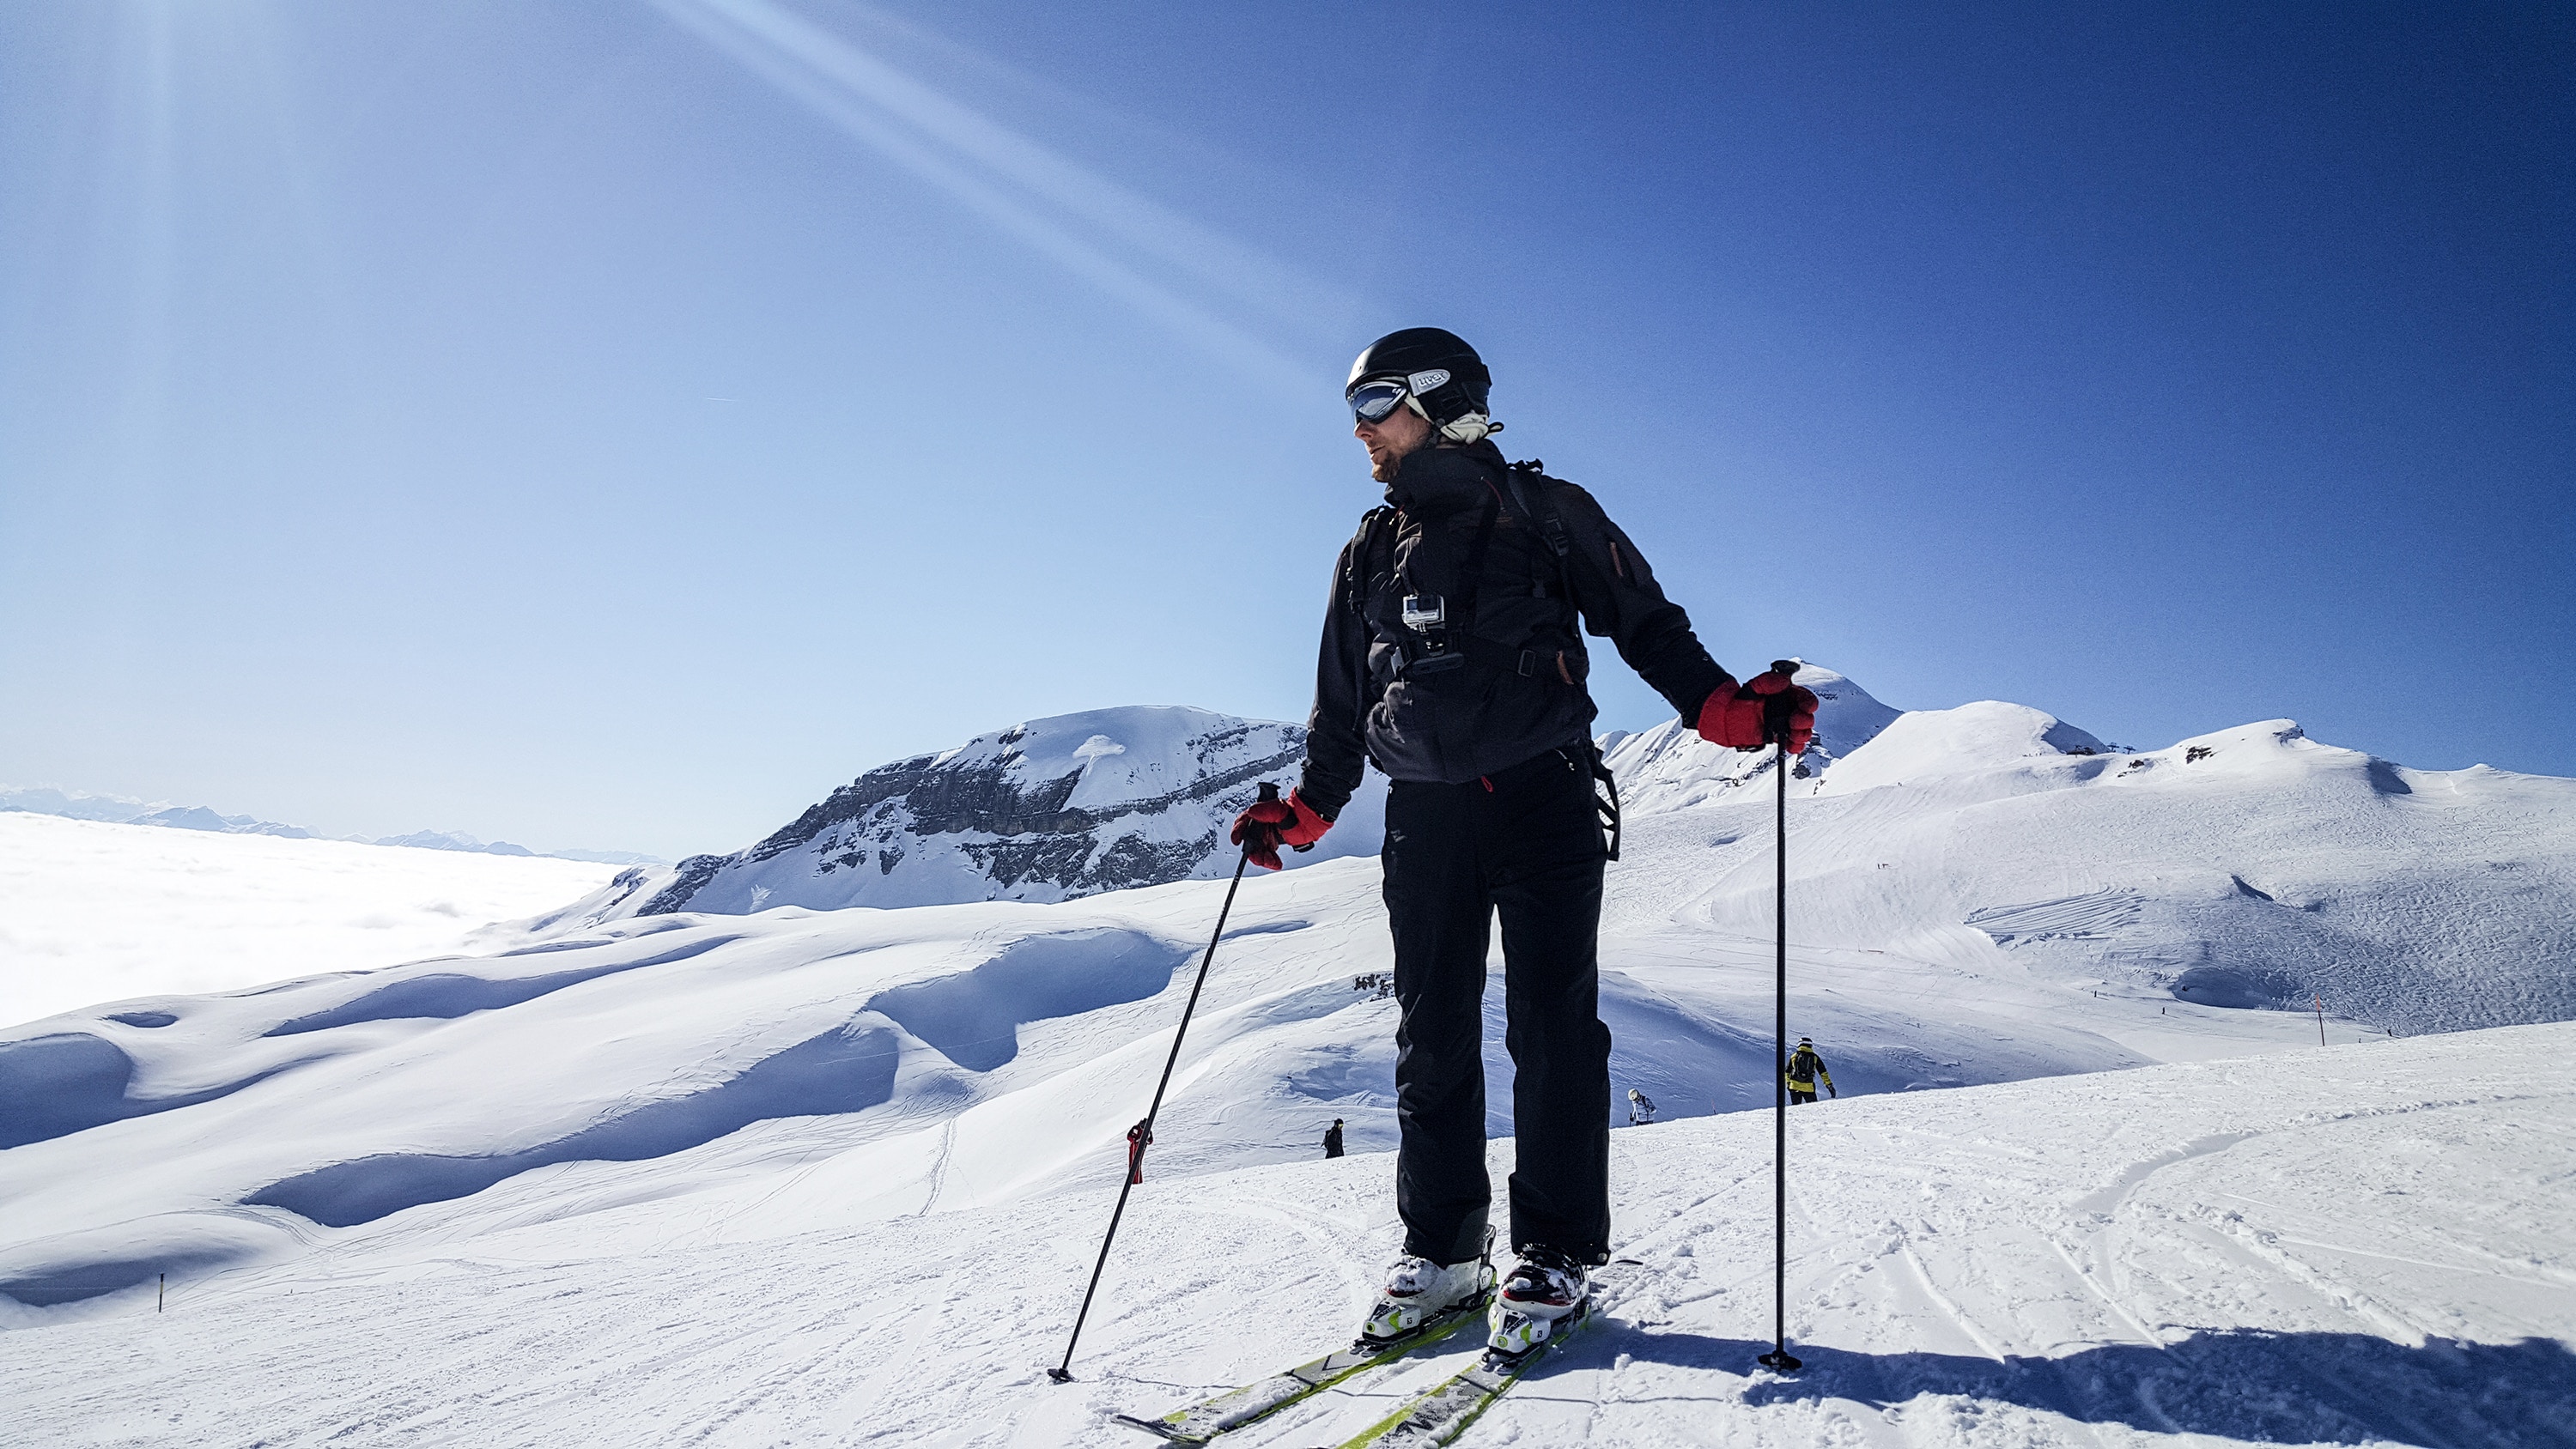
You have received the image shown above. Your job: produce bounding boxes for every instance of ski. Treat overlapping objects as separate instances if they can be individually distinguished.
[1323,1258,1637,1449]
[1111,1295,1491,1445]
[1324,1300,1590,1449]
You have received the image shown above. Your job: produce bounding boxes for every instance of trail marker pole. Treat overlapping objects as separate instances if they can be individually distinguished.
[1049,791,1270,1383]
[2315,993,2326,1046]
[157,1273,165,1313]
[1756,662,1803,1374]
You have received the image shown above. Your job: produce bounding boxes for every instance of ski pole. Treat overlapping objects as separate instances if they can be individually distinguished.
[1048,786,1271,1383]
[1756,661,1803,1373]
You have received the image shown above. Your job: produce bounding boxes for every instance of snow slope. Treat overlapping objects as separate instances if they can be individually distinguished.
[0,854,2302,1318]
[6,666,2569,1315]
[3,665,2572,1442]
[0,814,617,1028]
[1607,666,2575,1035]
[4,1023,2567,1447]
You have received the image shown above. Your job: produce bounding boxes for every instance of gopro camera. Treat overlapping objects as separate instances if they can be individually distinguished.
[1400,594,1447,634]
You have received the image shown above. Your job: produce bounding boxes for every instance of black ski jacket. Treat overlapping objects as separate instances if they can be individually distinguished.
[1295,440,1732,818]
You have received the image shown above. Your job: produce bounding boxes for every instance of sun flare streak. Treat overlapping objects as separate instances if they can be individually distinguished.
[653,0,1332,390]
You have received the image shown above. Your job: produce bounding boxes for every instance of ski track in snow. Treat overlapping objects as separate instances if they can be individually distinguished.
[4,1028,2572,1447]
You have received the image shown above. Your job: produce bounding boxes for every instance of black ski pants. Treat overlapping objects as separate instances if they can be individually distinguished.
[1383,746,1610,1266]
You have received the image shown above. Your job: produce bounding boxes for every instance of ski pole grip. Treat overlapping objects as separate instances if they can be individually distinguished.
[1760,663,1802,746]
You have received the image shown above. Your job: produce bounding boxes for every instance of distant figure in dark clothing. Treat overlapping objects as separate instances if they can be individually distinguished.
[1785,1038,1835,1106]
[1126,1119,1153,1184]
[1324,1119,1346,1158]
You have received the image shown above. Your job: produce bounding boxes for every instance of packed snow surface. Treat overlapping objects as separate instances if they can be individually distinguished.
[3,1025,2567,1446]
[0,814,617,1028]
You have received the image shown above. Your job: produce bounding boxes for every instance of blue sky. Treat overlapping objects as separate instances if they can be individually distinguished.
[2,1,2567,859]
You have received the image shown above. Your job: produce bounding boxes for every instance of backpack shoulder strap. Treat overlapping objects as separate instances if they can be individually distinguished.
[1503,459,1579,598]
[1503,460,1574,558]
[1344,505,1394,619]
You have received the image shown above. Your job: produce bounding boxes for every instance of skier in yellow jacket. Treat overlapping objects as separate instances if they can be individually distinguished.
[1786,1038,1835,1106]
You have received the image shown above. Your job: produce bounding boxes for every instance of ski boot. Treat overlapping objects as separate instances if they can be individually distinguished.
[1486,1246,1588,1359]
[1359,1240,1493,1348]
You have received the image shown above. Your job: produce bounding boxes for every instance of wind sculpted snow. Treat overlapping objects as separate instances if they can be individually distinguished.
[3,1024,2568,1446]
[5,664,2572,1325]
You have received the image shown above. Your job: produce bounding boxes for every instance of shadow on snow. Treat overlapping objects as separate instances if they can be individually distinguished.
[0,1034,307,1151]
[242,1024,901,1228]
[1616,1328,2575,1449]
[862,928,1187,1072]
[263,935,741,1036]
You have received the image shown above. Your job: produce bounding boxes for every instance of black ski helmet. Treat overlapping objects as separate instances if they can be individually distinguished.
[1346,327,1497,441]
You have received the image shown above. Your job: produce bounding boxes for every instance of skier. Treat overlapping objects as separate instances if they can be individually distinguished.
[1232,327,1815,1356]
[1626,1088,1656,1126]
[1125,1119,1152,1184]
[1785,1037,1835,1105]
[1324,1119,1346,1159]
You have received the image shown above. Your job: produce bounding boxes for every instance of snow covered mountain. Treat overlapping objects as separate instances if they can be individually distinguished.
[2,788,315,839]
[553,670,1905,928]
[550,664,2575,1038]
[577,705,1388,922]
[1599,664,2105,812]
[0,786,158,825]
[372,829,537,857]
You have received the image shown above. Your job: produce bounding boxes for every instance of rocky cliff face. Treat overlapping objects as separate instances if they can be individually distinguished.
[592,706,1388,921]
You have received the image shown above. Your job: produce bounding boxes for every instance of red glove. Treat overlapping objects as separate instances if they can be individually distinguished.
[1696,675,1764,749]
[1696,664,1819,755]
[1230,785,1333,871]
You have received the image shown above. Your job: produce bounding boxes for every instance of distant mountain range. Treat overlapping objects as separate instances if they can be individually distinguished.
[0,787,662,867]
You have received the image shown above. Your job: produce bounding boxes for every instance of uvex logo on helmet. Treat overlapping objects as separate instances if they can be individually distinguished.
[1346,329,1498,445]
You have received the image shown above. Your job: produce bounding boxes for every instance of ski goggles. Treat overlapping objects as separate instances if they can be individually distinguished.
[1347,367,1455,423]
[1346,378,1413,424]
